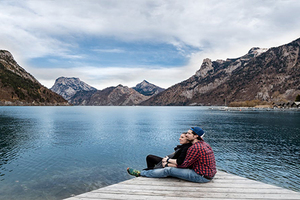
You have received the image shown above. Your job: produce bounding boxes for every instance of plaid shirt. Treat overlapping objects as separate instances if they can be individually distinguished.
[177,140,216,178]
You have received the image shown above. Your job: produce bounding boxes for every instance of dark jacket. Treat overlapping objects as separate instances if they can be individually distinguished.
[153,143,192,169]
[172,143,193,165]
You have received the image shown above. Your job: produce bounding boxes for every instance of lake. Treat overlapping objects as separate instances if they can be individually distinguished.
[0,106,299,199]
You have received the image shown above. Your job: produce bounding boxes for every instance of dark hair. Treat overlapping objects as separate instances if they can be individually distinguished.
[190,130,203,140]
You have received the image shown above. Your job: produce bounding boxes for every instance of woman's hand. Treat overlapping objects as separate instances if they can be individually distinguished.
[162,156,169,163]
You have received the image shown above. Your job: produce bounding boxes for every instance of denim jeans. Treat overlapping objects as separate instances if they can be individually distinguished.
[140,167,211,183]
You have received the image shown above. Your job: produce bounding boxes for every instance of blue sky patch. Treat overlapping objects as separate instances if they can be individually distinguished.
[29,37,201,69]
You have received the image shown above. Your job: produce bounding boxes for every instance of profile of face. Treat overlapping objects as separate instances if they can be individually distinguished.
[186,129,197,142]
[179,133,189,144]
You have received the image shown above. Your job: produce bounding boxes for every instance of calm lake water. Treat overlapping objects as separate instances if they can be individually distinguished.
[0,106,299,199]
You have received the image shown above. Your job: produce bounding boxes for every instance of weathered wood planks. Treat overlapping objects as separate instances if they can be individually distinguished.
[64,170,300,199]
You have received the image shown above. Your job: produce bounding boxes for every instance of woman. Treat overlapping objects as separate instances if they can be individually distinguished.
[127,132,192,176]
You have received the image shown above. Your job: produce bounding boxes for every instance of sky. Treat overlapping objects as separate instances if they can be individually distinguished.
[1,0,300,90]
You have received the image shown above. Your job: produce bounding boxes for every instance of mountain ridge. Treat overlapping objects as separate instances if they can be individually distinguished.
[0,50,69,106]
[69,84,150,106]
[1,37,299,106]
[50,78,165,105]
[132,80,165,96]
[141,38,300,106]
[51,77,97,100]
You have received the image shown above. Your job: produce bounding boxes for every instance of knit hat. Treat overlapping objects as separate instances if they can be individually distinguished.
[190,127,205,137]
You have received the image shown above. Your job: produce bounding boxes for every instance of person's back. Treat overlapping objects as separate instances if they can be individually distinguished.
[178,140,216,179]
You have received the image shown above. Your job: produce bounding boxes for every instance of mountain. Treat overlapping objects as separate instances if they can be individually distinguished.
[70,84,150,106]
[0,50,68,106]
[51,77,97,100]
[141,38,300,106]
[132,80,165,96]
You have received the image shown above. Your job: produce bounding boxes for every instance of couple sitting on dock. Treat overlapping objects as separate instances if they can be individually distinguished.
[127,126,217,183]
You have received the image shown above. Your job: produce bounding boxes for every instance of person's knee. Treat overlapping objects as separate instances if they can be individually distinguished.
[146,155,154,162]
[168,167,176,173]
[163,167,172,175]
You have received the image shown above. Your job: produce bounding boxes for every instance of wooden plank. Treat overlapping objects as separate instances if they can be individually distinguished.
[64,171,300,200]
[120,180,281,189]
[91,189,300,199]
[75,190,300,199]
[96,184,297,194]
[65,194,237,200]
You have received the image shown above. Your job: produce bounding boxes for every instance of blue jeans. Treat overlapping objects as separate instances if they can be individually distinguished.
[140,167,211,183]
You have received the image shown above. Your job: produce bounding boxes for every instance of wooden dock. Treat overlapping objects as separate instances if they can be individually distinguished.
[64,170,300,199]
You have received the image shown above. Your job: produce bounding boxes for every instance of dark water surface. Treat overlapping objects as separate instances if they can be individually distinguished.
[0,106,299,199]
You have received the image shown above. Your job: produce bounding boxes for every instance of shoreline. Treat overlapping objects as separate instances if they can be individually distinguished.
[209,106,300,111]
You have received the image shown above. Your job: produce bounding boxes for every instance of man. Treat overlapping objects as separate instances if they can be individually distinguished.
[127,126,217,183]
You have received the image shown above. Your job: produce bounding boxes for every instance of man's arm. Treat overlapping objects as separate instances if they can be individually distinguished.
[161,156,177,167]
[162,160,177,168]
[161,144,191,166]
[177,145,199,168]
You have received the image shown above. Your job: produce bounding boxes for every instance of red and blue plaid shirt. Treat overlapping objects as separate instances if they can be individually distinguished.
[177,140,217,178]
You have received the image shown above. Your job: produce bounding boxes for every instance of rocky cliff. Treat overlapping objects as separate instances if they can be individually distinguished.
[142,38,300,106]
[51,77,97,100]
[0,50,68,106]
[70,84,150,106]
[132,80,165,96]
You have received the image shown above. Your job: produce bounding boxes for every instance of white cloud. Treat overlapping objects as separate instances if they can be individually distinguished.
[27,63,193,90]
[93,48,125,53]
[1,0,300,89]
[2,0,300,56]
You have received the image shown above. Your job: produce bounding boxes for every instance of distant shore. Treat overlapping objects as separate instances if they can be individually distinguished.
[0,101,70,106]
[210,106,300,111]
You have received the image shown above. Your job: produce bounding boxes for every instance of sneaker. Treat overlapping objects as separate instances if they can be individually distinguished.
[127,167,141,177]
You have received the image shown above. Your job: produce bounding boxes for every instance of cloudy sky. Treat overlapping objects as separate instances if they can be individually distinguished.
[1,0,300,89]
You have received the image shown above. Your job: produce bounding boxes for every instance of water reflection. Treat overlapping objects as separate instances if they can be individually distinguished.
[0,107,299,200]
[206,111,300,191]
[0,114,35,179]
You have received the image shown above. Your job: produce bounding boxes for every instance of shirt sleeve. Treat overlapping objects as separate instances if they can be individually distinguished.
[177,145,200,168]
